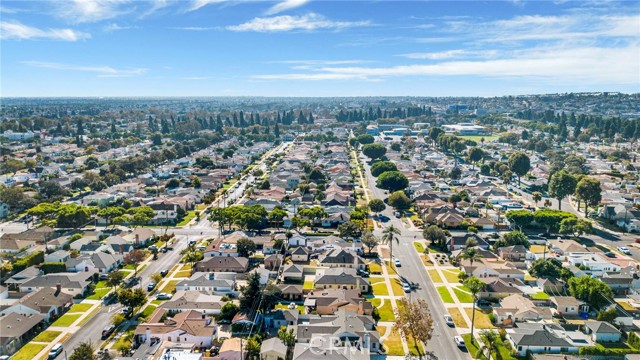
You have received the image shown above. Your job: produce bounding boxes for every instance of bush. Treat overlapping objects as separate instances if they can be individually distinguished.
[630,332,640,349]
[579,345,640,355]
[371,307,380,322]
[13,251,44,272]
[40,262,67,274]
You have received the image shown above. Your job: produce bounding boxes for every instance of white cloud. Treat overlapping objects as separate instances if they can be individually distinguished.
[254,44,640,85]
[55,0,132,23]
[398,50,498,60]
[185,0,227,12]
[265,0,310,15]
[23,61,148,77]
[140,0,171,18]
[1,20,90,41]
[103,23,137,32]
[227,13,370,32]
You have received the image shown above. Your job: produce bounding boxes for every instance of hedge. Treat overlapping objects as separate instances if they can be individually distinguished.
[13,251,44,272]
[579,345,640,356]
[629,332,640,350]
[40,262,67,274]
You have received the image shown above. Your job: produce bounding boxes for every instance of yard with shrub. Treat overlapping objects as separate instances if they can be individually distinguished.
[32,330,61,342]
[11,343,47,360]
[413,241,425,253]
[453,286,474,303]
[437,286,454,303]
[464,308,494,329]
[68,303,93,313]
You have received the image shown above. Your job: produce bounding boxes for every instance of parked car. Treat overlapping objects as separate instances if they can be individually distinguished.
[617,246,632,255]
[121,306,132,316]
[357,269,370,278]
[156,293,171,300]
[101,325,116,340]
[444,314,454,327]
[454,336,466,348]
[147,282,156,291]
[48,344,63,359]
[394,258,401,267]
[160,269,169,277]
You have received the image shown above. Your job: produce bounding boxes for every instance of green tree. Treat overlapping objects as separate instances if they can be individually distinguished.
[117,288,147,311]
[529,258,562,278]
[361,229,379,255]
[423,225,446,248]
[219,302,239,320]
[508,152,531,186]
[237,238,257,257]
[356,134,375,145]
[245,335,262,360]
[381,224,401,261]
[568,276,613,308]
[495,230,529,248]
[548,170,577,210]
[388,191,412,211]
[98,206,126,227]
[362,143,387,160]
[278,326,296,359]
[596,307,618,323]
[371,161,397,177]
[393,298,433,355]
[240,271,261,309]
[478,330,502,360]
[106,271,125,293]
[338,221,361,241]
[533,209,576,233]
[192,176,202,188]
[368,198,386,214]
[461,247,483,267]
[463,276,485,345]
[298,206,328,224]
[575,177,602,216]
[467,147,484,170]
[505,210,534,230]
[532,191,542,207]
[69,342,97,360]
[268,207,288,229]
[428,127,444,145]
[376,171,409,192]
[449,167,462,180]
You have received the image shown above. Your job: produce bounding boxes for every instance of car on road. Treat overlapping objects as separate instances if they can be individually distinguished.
[402,283,411,293]
[160,247,168,253]
[444,314,455,327]
[357,269,370,278]
[48,344,63,359]
[147,282,156,291]
[617,246,632,255]
[604,251,616,258]
[121,306,132,316]
[160,269,169,277]
[101,325,116,340]
[394,258,401,267]
[454,336,466,348]
[156,293,171,300]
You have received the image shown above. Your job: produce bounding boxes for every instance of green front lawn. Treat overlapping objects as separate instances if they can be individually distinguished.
[303,280,314,290]
[428,269,443,283]
[158,280,179,294]
[377,299,395,321]
[413,241,425,253]
[462,334,486,359]
[32,330,62,343]
[52,313,81,327]
[437,286,454,303]
[390,279,406,296]
[78,305,101,326]
[68,303,93,313]
[465,308,494,329]
[275,303,306,313]
[383,329,404,356]
[12,343,47,360]
[530,291,550,300]
[87,288,110,300]
[442,269,461,283]
[495,342,518,360]
[176,210,197,226]
[175,270,192,278]
[140,305,157,319]
[372,282,390,296]
[453,287,474,303]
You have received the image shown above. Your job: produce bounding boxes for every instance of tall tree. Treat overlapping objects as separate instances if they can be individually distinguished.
[479,330,502,360]
[69,342,97,360]
[381,224,401,261]
[368,198,386,215]
[393,298,434,356]
[548,170,577,210]
[461,247,483,267]
[575,177,602,216]
[423,225,446,248]
[508,152,530,186]
[361,229,379,255]
[463,276,485,345]
[532,191,542,207]
[467,147,484,170]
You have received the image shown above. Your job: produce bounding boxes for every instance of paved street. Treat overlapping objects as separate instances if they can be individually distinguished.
[360,152,470,360]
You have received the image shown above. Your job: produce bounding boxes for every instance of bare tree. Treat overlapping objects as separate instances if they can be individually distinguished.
[393,298,434,356]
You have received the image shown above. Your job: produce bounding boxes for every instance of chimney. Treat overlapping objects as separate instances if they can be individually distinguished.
[358,300,364,315]
[135,234,140,244]
[119,244,124,254]
[56,283,61,293]
[146,327,151,343]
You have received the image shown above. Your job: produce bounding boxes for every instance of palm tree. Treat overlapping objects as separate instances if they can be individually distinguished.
[479,330,502,359]
[543,199,552,208]
[381,224,401,261]
[463,276,486,345]
[532,191,542,208]
[278,326,296,359]
[460,247,483,267]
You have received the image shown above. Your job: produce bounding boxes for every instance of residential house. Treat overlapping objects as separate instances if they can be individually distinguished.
[266,309,300,330]
[216,337,247,360]
[66,252,123,273]
[318,249,366,270]
[292,335,371,360]
[277,284,304,301]
[195,257,249,273]
[260,338,287,360]
[583,321,621,342]
[507,323,589,356]
[0,285,72,322]
[175,272,236,296]
[479,278,525,299]
[314,268,369,293]
[493,294,553,326]
[44,250,71,263]
[304,289,373,316]
[567,253,621,276]
[446,233,489,252]
[291,310,381,352]
[550,296,586,316]
[122,228,155,246]
[264,254,283,270]
[4,267,41,291]
[0,313,46,356]
[498,245,528,262]
[291,247,310,262]
[19,272,93,296]
[134,309,217,347]
[160,291,224,315]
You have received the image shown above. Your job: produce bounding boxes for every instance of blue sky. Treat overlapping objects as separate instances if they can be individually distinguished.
[1,0,639,97]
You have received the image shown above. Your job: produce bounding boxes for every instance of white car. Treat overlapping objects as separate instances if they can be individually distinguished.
[454,336,466,348]
[156,293,171,300]
[444,314,454,327]
[394,258,401,267]
[617,246,632,255]
[402,283,411,293]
